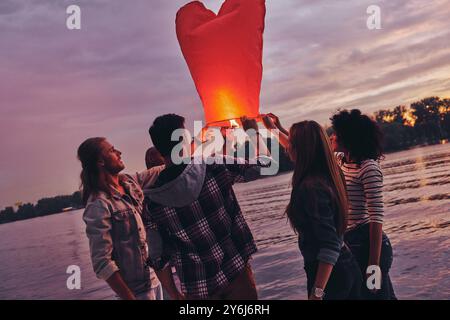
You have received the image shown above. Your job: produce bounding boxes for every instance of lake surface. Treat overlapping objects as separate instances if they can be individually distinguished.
[0,144,449,299]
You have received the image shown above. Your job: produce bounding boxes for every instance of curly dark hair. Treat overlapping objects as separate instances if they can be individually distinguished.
[330,109,384,162]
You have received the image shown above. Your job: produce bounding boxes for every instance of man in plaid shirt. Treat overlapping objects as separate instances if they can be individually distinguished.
[143,114,271,300]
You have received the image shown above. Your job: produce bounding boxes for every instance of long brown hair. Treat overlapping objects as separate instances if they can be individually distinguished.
[77,137,111,204]
[285,121,348,235]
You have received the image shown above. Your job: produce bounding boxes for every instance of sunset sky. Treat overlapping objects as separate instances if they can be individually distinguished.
[1,0,449,208]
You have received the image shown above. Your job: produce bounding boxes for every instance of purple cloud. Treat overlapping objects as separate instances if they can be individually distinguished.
[0,0,449,207]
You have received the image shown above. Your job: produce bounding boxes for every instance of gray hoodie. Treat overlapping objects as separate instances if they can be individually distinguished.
[143,156,263,206]
[144,162,207,207]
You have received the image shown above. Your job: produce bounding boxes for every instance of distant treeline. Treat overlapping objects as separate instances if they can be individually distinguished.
[0,141,292,226]
[1,96,448,225]
[374,96,450,152]
[0,192,83,225]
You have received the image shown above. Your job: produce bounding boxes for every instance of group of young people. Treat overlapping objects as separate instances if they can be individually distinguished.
[77,109,396,300]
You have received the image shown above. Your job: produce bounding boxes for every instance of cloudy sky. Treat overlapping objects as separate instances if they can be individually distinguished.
[1,0,449,208]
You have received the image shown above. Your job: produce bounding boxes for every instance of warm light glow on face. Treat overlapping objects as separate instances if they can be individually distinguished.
[403,109,417,127]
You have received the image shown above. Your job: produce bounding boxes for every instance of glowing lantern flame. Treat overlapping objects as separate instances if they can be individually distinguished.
[176,0,266,127]
[229,119,240,128]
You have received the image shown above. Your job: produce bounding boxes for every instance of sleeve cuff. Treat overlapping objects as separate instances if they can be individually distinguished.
[256,155,273,167]
[96,261,120,280]
[146,256,170,271]
[317,248,340,266]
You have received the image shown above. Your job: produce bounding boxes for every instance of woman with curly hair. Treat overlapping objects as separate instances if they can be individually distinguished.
[331,109,396,300]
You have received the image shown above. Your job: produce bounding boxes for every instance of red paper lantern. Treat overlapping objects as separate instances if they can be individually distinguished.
[176,0,266,127]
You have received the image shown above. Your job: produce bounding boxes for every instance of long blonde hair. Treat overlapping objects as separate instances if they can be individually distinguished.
[285,121,348,235]
[77,137,111,204]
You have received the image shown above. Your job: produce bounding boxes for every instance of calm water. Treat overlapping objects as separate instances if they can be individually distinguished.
[0,144,449,299]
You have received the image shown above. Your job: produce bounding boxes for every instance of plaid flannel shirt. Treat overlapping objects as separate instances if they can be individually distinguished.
[143,160,260,299]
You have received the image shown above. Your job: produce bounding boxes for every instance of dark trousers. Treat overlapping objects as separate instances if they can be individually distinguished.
[184,263,258,300]
[304,246,362,300]
[210,263,258,300]
[345,223,397,300]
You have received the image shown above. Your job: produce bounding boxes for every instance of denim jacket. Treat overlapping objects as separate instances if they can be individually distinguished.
[82,167,163,295]
[291,182,344,266]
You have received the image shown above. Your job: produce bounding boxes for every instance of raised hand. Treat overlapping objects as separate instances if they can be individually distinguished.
[262,114,277,130]
[262,114,290,149]
[268,113,289,135]
[240,116,259,132]
[269,113,281,126]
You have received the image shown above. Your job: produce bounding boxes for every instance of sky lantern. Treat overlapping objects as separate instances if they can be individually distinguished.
[176,0,266,127]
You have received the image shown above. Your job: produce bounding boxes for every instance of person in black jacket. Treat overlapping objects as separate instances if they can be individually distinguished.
[264,117,362,300]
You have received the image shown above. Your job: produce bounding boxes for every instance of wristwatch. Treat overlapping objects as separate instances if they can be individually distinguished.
[312,286,325,299]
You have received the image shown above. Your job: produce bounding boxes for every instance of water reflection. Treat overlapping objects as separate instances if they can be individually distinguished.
[236,144,450,299]
[0,144,448,299]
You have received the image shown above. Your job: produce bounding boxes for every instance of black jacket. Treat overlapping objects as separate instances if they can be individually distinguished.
[291,182,343,266]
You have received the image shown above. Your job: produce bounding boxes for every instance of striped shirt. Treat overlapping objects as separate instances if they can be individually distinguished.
[336,153,384,231]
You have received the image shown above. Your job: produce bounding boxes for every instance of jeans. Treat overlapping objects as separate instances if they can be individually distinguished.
[304,246,362,300]
[345,223,397,300]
